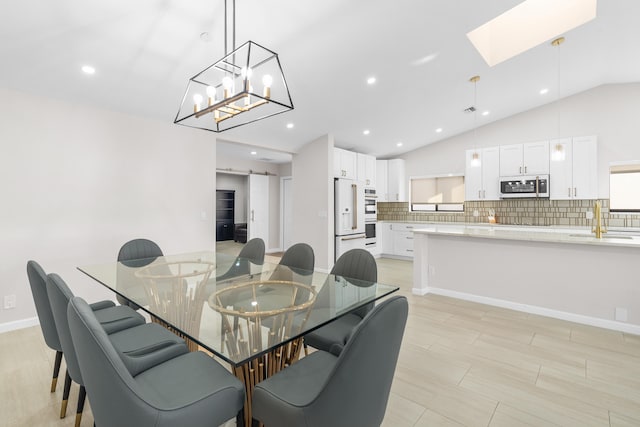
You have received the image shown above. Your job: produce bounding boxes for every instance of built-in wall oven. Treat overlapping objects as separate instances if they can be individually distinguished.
[364,188,377,221]
[365,221,377,249]
[363,188,377,252]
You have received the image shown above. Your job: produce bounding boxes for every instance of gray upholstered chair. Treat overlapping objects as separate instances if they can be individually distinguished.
[26,260,135,396]
[47,273,187,425]
[67,296,246,427]
[304,248,377,353]
[252,295,408,427]
[116,238,164,308]
[215,237,265,282]
[26,260,64,393]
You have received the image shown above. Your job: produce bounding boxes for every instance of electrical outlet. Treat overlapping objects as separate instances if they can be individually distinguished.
[4,294,16,309]
[615,307,628,322]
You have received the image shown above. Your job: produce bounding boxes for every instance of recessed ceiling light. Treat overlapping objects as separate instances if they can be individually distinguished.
[540,88,549,95]
[81,65,96,75]
[363,129,370,135]
[396,142,403,147]
[366,77,376,85]
[435,128,443,133]
[482,111,490,116]
[250,151,257,155]
[286,123,294,129]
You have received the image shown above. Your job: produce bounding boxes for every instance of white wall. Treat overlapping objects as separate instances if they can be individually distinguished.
[0,87,216,328]
[401,83,640,198]
[292,135,334,271]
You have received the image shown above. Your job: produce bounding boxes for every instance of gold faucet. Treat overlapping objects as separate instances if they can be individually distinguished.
[592,200,607,238]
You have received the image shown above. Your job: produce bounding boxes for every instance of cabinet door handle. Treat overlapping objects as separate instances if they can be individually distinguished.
[568,187,571,197]
[519,166,522,174]
[478,190,481,199]
[483,190,486,199]
[574,187,577,197]
[524,166,527,173]
[251,209,255,221]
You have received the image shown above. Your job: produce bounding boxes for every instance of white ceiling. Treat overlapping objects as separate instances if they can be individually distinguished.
[2,0,639,162]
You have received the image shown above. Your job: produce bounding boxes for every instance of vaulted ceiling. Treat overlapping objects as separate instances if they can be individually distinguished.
[2,0,639,162]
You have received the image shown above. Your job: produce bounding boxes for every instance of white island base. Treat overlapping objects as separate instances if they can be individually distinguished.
[413,226,640,335]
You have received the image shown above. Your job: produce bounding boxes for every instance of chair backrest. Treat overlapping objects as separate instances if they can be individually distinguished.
[331,249,377,318]
[118,238,163,267]
[238,238,265,265]
[269,243,315,288]
[117,238,164,306]
[46,273,84,384]
[26,260,61,352]
[216,238,265,282]
[279,243,314,272]
[66,296,158,427]
[309,296,408,426]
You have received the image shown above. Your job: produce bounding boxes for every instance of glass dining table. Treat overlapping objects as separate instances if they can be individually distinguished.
[78,251,398,426]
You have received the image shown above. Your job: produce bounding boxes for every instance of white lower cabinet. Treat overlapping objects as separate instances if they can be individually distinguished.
[379,222,414,258]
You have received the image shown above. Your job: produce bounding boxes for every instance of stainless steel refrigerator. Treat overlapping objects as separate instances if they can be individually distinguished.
[335,178,366,260]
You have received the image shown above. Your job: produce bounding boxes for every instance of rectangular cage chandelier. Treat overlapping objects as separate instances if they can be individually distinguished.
[174,1,293,133]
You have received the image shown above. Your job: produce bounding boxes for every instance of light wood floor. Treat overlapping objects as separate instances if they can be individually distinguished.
[4,251,640,426]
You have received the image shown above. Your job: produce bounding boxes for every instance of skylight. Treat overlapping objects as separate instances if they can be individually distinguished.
[467,0,597,67]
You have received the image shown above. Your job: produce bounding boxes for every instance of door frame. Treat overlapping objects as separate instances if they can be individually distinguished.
[280,176,292,252]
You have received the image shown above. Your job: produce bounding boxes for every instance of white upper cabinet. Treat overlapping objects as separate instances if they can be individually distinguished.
[465,147,500,201]
[549,136,598,200]
[376,160,389,201]
[357,153,376,188]
[500,141,549,176]
[333,148,357,179]
[387,159,406,201]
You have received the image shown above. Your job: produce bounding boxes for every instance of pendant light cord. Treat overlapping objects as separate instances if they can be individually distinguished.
[223,0,236,55]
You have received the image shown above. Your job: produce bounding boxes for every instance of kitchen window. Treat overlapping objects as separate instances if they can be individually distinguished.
[410,175,465,212]
[610,162,640,212]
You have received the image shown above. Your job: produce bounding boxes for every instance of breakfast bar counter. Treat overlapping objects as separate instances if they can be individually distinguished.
[411,224,640,334]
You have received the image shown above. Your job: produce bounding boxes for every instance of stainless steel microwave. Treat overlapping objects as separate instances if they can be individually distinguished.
[499,175,549,198]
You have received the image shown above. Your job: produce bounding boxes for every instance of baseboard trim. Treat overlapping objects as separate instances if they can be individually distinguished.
[426,287,640,335]
[0,317,38,334]
[412,287,429,296]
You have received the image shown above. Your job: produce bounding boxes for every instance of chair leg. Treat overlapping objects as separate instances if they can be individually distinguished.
[303,342,308,357]
[60,370,71,418]
[75,385,86,427]
[51,350,63,392]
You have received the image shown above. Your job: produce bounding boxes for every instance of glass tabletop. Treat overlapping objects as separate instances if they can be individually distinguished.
[78,251,398,366]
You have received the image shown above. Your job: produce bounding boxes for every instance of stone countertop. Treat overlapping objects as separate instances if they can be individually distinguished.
[411,223,640,248]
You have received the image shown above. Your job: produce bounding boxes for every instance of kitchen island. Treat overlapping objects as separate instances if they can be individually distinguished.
[412,224,640,334]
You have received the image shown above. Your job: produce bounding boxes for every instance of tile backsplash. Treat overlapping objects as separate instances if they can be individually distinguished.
[378,199,640,228]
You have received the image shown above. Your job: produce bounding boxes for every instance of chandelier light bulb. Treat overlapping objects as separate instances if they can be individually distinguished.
[262,74,273,99]
[193,93,203,113]
[241,67,253,79]
[206,86,216,98]
[222,76,234,90]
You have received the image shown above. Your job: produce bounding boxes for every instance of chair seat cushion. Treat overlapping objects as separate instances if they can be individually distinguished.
[108,323,189,376]
[253,351,338,424]
[93,305,145,334]
[134,351,244,415]
[304,313,362,352]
